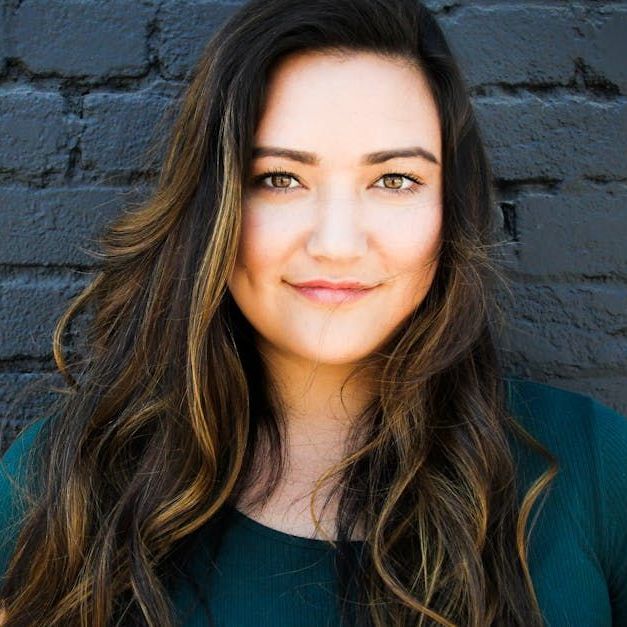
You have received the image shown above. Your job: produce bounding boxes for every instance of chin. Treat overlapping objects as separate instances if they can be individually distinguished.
[289,341,375,366]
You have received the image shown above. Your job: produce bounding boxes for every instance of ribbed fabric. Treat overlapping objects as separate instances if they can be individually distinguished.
[1,377,626,626]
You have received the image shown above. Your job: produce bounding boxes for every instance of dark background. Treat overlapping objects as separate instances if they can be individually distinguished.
[1,0,625,450]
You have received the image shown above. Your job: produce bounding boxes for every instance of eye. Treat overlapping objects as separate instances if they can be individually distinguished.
[251,168,302,194]
[373,173,424,194]
[249,169,424,195]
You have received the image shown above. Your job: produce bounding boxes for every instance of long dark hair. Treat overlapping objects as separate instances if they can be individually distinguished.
[0,1,557,625]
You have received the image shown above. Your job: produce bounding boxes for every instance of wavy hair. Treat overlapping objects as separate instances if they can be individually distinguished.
[0,0,558,625]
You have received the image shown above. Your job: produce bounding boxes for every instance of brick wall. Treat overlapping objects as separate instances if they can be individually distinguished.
[1,0,625,450]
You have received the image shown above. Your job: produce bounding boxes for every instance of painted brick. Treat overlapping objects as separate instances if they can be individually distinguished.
[159,0,243,79]
[11,0,152,77]
[0,187,128,266]
[81,92,172,173]
[0,272,87,359]
[0,8,8,75]
[500,282,626,373]
[512,183,627,277]
[578,9,627,94]
[475,96,626,180]
[0,88,77,175]
[444,7,578,86]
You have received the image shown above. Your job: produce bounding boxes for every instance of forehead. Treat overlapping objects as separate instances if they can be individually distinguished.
[254,50,442,165]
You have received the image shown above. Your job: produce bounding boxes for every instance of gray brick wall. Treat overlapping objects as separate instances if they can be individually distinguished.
[1,0,625,451]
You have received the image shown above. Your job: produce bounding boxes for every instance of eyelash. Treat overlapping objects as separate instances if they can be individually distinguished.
[250,167,424,195]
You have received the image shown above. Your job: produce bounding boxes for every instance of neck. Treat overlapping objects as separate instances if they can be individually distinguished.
[250,340,373,497]
[261,342,372,446]
[235,342,373,539]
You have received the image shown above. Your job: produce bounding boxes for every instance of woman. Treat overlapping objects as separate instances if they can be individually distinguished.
[0,0,625,625]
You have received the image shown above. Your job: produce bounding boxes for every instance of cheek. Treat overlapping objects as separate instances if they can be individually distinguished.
[378,203,442,279]
[234,208,287,279]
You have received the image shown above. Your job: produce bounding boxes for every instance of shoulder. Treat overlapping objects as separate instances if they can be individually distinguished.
[0,416,49,518]
[504,377,627,594]
[503,376,627,492]
[504,376,627,460]
[1,418,48,491]
[0,417,49,580]
[504,374,627,499]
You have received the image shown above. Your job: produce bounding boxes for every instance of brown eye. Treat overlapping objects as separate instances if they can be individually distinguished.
[251,170,301,193]
[373,172,423,194]
[382,174,404,189]
[270,174,293,188]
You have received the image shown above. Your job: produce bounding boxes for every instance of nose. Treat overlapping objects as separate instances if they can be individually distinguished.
[305,196,368,261]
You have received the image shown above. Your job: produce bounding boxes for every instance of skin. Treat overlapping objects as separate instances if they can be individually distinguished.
[227,50,443,538]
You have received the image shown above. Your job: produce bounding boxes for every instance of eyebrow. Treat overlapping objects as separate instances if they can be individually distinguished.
[252,145,440,166]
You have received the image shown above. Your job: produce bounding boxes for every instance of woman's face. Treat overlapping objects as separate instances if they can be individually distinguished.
[228,51,443,366]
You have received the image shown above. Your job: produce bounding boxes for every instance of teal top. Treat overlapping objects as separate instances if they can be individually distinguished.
[1,377,626,626]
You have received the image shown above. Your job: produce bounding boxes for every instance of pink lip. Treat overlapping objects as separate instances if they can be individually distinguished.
[291,279,374,289]
[287,279,378,305]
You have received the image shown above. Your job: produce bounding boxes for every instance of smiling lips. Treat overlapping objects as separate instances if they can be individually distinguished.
[287,279,378,304]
